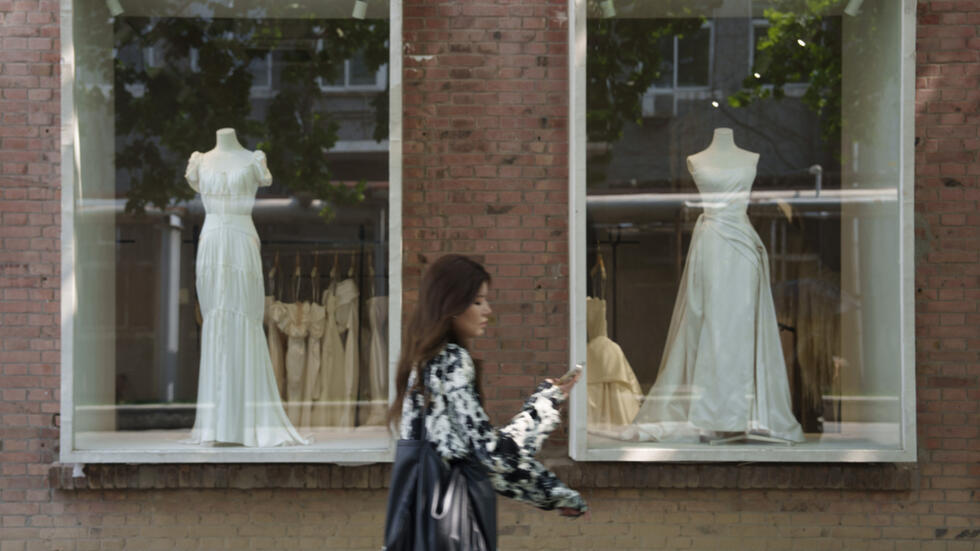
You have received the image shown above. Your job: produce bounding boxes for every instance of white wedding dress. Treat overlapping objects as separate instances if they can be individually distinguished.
[185,150,309,447]
[625,159,804,443]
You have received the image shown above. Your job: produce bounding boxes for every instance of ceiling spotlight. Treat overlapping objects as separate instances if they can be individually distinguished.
[844,0,864,16]
[797,39,807,47]
[711,101,719,108]
[753,72,761,79]
[600,0,615,18]
[105,0,123,16]
[353,0,367,19]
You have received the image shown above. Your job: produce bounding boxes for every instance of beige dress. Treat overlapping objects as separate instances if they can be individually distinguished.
[264,296,287,400]
[299,302,326,428]
[586,297,642,429]
[313,281,355,427]
[273,301,310,427]
[362,296,389,426]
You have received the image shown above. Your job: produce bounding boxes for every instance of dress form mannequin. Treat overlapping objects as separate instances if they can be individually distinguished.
[686,128,758,174]
[201,128,254,171]
[625,128,804,445]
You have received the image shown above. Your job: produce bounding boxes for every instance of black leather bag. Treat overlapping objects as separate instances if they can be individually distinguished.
[383,414,497,551]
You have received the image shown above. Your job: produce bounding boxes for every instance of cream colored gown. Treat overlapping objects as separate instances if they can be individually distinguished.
[586,297,642,429]
[185,150,307,447]
[273,301,310,427]
[363,296,389,426]
[264,296,287,400]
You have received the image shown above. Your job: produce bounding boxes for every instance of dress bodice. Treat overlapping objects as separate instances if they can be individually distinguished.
[688,162,756,222]
[185,150,273,215]
[586,297,608,341]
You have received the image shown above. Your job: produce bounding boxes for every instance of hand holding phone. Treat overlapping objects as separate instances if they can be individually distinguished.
[557,363,584,385]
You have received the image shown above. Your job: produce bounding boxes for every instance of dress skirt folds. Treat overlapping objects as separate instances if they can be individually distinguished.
[624,163,804,443]
[185,150,308,447]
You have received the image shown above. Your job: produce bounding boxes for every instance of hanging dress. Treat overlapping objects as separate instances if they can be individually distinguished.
[264,296,287,400]
[586,297,643,429]
[273,301,310,427]
[184,150,308,447]
[624,159,805,443]
[313,281,349,426]
[362,295,389,426]
[299,301,326,428]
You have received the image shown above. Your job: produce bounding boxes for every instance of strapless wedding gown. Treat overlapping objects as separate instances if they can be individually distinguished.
[625,160,804,443]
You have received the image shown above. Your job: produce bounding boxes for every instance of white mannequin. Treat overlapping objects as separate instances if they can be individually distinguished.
[686,128,759,174]
[200,128,254,172]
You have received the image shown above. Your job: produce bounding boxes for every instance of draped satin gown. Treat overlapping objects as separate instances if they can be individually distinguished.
[625,160,805,443]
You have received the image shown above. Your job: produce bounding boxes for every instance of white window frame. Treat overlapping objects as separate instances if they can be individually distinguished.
[247,50,275,98]
[567,0,916,462]
[641,21,715,118]
[59,0,403,464]
[316,39,389,93]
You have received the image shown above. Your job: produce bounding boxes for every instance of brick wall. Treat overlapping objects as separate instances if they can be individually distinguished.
[401,0,571,421]
[1,1,978,550]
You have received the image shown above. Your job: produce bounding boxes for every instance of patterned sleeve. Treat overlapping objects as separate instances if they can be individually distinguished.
[439,346,587,513]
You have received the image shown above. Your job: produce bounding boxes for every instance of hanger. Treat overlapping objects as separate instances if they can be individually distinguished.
[589,241,607,300]
[292,252,302,303]
[310,250,320,303]
[267,251,279,300]
[347,251,356,279]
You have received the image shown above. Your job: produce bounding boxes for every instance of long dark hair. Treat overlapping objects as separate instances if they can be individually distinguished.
[388,254,491,430]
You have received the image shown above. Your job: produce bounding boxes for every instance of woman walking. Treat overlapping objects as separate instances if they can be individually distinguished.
[386,254,587,550]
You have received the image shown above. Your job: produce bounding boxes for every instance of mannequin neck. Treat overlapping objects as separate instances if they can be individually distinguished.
[215,128,246,153]
[708,128,736,152]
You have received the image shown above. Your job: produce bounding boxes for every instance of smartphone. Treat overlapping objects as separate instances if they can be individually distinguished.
[557,363,584,385]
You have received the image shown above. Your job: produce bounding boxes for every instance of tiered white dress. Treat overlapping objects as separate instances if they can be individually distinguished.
[185,150,309,447]
[625,160,804,443]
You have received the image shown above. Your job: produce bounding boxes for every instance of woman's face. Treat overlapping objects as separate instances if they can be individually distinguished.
[452,282,491,340]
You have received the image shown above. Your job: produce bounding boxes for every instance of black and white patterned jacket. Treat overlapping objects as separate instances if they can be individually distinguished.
[399,343,587,513]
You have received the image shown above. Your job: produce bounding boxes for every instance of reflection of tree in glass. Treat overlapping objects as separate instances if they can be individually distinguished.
[727,0,843,142]
[114,8,388,220]
[259,20,389,220]
[586,17,705,144]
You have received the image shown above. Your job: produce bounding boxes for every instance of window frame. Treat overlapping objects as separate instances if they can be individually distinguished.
[58,0,404,464]
[566,0,917,463]
[641,20,715,118]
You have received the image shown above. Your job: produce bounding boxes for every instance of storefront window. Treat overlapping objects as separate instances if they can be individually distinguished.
[62,0,401,462]
[570,0,914,461]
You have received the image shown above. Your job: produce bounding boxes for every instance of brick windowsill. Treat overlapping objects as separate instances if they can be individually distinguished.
[50,461,916,491]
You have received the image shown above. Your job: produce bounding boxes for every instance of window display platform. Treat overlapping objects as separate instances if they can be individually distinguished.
[73,426,392,463]
[584,422,903,462]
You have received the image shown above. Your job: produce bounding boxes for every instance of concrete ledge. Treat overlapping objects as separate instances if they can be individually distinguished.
[49,462,916,491]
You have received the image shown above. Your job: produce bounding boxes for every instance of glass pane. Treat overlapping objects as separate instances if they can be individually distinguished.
[676,26,710,87]
[653,35,674,88]
[348,51,379,86]
[247,50,271,88]
[584,0,903,456]
[72,0,391,454]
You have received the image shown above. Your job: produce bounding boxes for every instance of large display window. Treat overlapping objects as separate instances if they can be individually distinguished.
[568,0,915,462]
[60,0,402,463]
